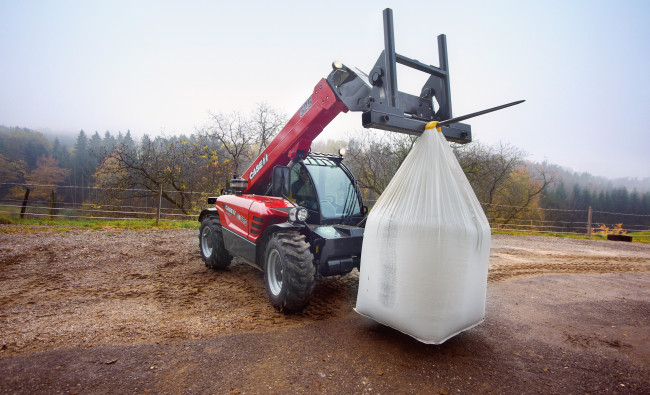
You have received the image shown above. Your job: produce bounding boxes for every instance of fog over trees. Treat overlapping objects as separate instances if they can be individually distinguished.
[1,105,649,230]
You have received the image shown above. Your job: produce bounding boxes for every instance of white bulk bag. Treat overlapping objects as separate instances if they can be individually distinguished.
[355,126,491,344]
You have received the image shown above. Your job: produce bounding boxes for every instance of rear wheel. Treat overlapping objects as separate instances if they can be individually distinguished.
[264,231,315,313]
[199,217,232,269]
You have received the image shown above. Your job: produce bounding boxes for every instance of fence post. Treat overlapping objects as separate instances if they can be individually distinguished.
[156,185,163,226]
[50,190,56,220]
[586,206,592,237]
[20,188,30,219]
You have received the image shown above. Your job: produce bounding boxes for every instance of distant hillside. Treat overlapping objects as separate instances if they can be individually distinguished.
[3,124,648,194]
[1,125,90,148]
[539,162,650,193]
[0,125,53,171]
[0,125,77,147]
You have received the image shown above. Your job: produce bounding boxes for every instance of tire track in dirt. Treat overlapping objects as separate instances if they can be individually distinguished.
[0,227,648,356]
[488,236,649,282]
[489,261,649,282]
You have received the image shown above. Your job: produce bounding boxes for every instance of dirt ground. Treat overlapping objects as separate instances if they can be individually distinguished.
[0,225,648,393]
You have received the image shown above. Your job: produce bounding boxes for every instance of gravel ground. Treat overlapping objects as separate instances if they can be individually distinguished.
[0,225,648,393]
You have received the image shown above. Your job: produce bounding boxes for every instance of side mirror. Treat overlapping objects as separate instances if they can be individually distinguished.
[272,166,291,197]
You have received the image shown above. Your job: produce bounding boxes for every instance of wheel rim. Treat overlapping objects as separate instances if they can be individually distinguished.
[267,249,283,296]
[201,226,213,256]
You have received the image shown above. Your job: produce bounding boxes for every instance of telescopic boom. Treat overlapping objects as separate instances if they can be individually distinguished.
[242,8,523,195]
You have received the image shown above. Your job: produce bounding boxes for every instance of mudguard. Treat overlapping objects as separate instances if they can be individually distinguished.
[198,208,219,223]
[253,222,308,270]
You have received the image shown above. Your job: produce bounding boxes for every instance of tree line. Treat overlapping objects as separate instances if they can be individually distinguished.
[541,182,650,230]
[1,110,649,230]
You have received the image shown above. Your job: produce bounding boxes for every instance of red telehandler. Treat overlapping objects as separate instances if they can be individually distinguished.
[198,8,522,312]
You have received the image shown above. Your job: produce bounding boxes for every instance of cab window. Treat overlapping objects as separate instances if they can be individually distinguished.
[290,163,319,211]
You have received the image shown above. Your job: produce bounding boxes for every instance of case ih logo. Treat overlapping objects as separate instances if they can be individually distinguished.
[249,153,268,180]
[223,204,247,225]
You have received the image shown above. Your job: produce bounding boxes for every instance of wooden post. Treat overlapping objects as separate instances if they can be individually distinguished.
[50,190,57,220]
[156,185,163,226]
[586,206,592,237]
[20,188,30,219]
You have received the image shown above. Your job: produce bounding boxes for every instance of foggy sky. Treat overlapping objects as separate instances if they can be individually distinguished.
[1,0,648,179]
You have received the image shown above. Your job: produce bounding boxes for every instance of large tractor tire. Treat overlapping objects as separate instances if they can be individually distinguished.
[264,231,315,313]
[199,216,232,269]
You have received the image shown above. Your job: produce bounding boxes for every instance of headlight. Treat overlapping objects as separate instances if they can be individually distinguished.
[289,207,308,223]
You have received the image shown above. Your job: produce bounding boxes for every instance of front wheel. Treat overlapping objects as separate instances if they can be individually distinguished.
[264,231,315,313]
[199,217,232,269]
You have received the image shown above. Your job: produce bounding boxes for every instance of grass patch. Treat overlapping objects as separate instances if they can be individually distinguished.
[492,229,649,243]
[2,214,647,243]
[491,229,595,240]
[628,231,650,244]
[0,215,197,231]
[0,217,16,225]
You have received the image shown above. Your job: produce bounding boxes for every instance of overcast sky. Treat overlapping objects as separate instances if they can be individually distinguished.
[1,0,648,179]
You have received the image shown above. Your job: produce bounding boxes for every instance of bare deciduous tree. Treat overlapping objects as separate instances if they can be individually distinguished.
[251,102,286,156]
[343,132,553,226]
[200,111,253,177]
[453,141,554,226]
[345,129,417,201]
[94,134,231,214]
[93,104,288,215]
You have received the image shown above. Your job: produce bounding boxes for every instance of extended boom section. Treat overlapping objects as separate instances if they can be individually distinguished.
[243,8,477,195]
[243,79,348,195]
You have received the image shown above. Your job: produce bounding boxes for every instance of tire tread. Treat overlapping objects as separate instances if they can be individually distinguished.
[199,217,232,269]
[266,231,315,312]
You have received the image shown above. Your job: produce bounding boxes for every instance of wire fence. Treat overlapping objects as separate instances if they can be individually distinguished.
[362,199,650,238]
[1,183,649,238]
[0,183,199,223]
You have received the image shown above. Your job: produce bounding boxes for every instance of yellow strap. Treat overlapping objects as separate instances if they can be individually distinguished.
[425,121,442,132]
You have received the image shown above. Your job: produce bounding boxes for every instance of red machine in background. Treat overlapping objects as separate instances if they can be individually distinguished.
[198,8,521,312]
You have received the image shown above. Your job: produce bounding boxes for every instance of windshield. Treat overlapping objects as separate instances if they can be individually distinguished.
[303,157,362,219]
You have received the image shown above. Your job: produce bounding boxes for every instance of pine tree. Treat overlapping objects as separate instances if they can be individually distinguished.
[72,130,90,202]
[103,131,117,153]
[52,138,71,169]
[123,130,136,152]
